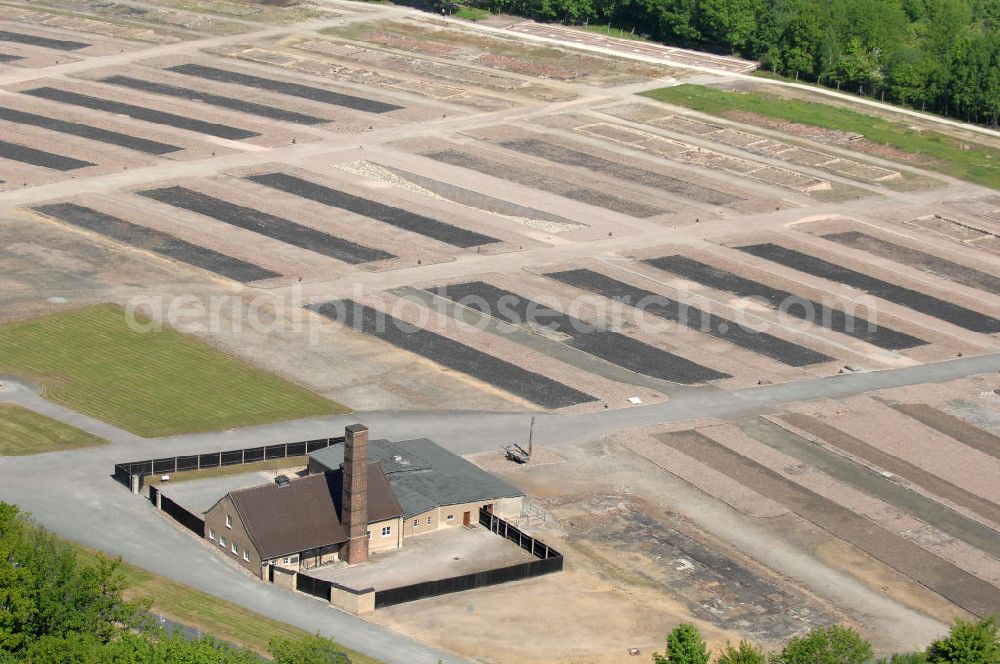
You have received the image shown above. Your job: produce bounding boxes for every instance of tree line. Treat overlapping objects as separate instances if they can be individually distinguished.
[471,0,1000,125]
[0,502,349,663]
[653,618,1000,664]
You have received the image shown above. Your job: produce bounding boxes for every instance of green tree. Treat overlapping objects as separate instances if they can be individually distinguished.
[0,504,34,653]
[780,626,873,664]
[269,633,351,664]
[877,653,929,664]
[654,623,711,664]
[718,640,767,664]
[926,617,1000,664]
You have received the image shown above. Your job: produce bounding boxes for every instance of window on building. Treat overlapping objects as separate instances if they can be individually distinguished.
[446,514,454,521]
[209,528,216,540]
[225,514,232,529]
[413,519,419,528]
[367,530,371,540]
[427,516,432,525]
[231,542,238,554]
[282,557,290,565]
[381,525,391,537]
[243,550,249,562]
[290,556,299,564]
[219,536,226,547]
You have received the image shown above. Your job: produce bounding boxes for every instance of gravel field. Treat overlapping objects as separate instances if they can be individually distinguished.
[31,202,280,283]
[0,106,181,155]
[820,231,1000,295]
[246,171,499,248]
[0,139,94,170]
[138,185,396,265]
[0,28,88,50]
[659,427,1000,618]
[545,268,835,367]
[21,86,260,140]
[308,299,596,409]
[738,243,1000,334]
[644,254,926,350]
[165,62,403,114]
[419,146,670,218]
[429,280,730,384]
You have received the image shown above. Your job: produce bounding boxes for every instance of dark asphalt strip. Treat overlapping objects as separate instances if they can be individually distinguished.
[166,63,402,113]
[645,254,926,350]
[740,417,1000,558]
[738,243,1000,334]
[659,429,1000,618]
[308,300,596,409]
[32,203,280,283]
[0,106,181,155]
[545,268,833,367]
[246,172,498,248]
[430,281,730,384]
[138,186,394,264]
[99,75,330,125]
[0,140,93,170]
[23,87,260,141]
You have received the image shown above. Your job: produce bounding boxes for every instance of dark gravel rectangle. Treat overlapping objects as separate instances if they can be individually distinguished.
[430,281,730,384]
[246,172,498,248]
[308,300,596,408]
[99,75,329,125]
[822,231,1000,296]
[0,53,24,63]
[545,268,833,367]
[423,148,666,218]
[646,255,926,350]
[500,138,742,206]
[0,106,180,155]
[32,202,279,282]
[23,87,260,141]
[739,243,1000,334]
[166,63,402,114]
[0,139,93,171]
[138,186,394,264]
[0,30,88,51]
[660,429,1000,618]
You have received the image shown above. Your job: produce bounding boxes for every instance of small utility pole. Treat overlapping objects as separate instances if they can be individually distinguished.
[527,416,535,459]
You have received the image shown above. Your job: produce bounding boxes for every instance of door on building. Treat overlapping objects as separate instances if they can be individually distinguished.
[463,511,471,526]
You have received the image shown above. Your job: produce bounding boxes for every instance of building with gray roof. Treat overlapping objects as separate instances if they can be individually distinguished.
[309,437,524,537]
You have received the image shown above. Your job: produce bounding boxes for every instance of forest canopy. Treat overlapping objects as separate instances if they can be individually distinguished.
[472,0,1000,125]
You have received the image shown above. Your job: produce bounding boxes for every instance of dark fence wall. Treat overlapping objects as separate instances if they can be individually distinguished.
[113,437,345,491]
[150,485,205,538]
[374,508,563,609]
[297,572,332,601]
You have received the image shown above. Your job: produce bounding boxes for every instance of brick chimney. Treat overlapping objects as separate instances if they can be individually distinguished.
[341,424,369,565]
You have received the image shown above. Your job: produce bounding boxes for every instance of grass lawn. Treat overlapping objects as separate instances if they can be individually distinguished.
[640,84,1000,190]
[453,6,489,21]
[583,23,649,41]
[0,304,348,438]
[73,545,380,663]
[0,404,108,456]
